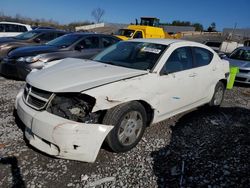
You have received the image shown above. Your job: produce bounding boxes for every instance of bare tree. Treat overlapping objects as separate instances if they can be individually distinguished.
[91,8,105,23]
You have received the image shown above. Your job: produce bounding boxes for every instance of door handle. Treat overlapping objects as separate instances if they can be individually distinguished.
[189,73,197,77]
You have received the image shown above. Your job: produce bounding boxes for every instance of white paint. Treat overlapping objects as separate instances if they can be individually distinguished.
[220,41,244,54]
[16,93,113,162]
[75,23,105,31]
[16,39,230,162]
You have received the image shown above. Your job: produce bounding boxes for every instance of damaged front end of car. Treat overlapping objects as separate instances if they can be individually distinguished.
[16,84,114,162]
[47,93,101,123]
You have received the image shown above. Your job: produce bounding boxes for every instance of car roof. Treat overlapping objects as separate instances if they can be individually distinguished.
[127,38,203,46]
[29,29,67,33]
[203,40,223,43]
[0,21,31,27]
[64,32,117,37]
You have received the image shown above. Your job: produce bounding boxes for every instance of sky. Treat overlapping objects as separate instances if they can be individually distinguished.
[0,0,250,31]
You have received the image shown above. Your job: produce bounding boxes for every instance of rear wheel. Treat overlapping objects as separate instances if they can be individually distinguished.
[209,81,225,107]
[103,101,147,152]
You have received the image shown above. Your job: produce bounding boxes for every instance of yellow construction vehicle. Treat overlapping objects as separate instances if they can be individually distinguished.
[115,17,181,40]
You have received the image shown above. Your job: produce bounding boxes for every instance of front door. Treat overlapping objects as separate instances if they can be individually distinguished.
[155,47,200,118]
[74,36,101,59]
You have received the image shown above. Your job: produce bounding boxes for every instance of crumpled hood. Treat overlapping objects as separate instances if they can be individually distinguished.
[225,57,250,68]
[27,58,148,92]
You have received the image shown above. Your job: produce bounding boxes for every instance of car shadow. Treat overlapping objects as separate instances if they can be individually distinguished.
[0,73,23,81]
[0,156,25,188]
[151,106,250,187]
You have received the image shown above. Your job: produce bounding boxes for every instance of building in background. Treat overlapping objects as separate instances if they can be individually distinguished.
[223,28,250,42]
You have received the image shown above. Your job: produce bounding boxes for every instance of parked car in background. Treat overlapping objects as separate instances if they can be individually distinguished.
[223,46,250,84]
[0,29,67,58]
[32,26,55,30]
[0,33,120,80]
[0,21,32,37]
[203,40,222,53]
[15,39,229,162]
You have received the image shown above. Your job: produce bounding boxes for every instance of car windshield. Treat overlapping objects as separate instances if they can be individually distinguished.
[14,31,40,40]
[46,34,82,48]
[116,29,135,37]
[93,41,167,71]
[229,48,250,61]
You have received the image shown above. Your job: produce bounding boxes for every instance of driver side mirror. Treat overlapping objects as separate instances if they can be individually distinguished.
[75,44,84,51]
[34,38,41,43]
[219,53,227,59]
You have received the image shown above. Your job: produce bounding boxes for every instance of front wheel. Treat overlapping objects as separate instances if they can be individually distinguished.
[103,101,147,152]
[209,81,225,107]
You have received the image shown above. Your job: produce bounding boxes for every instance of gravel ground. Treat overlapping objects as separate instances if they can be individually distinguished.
[0,76,249,188]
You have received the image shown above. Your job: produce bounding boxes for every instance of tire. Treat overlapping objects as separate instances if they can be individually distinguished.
[209,81,225,107]
[103,101,147,152]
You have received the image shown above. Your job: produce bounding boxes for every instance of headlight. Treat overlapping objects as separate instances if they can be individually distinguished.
[47,93,97,123]
[17,57,26,62]
[0,44,9,49]
[26,56,39,63]
[17,55,42,63]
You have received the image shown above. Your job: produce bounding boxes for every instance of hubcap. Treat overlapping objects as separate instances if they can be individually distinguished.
[118,111,143,146]
[214,86,224,105]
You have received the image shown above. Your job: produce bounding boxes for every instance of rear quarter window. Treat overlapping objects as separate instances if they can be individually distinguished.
[193,47,213,67]
[18,25,28,32]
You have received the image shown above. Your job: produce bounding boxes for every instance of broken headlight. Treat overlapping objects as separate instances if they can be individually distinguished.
[46,93,98,123]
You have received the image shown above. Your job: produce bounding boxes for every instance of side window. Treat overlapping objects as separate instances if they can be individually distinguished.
[161,47,193,74]
[101,37,117,48]
[5,24,18,32]
[18,25,27,32]
[56,32,65,38]
[193,47,213,67]
[0,24,5,32]
[38,33,56,42]
[78,37,99,49]
[133,31,143,39]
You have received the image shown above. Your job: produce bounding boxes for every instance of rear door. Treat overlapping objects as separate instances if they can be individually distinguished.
[191,47,215,100]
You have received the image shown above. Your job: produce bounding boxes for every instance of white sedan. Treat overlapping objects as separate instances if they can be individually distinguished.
[15,39,229,162]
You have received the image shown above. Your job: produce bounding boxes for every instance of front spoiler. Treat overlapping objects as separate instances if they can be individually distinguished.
[16,89,113,163]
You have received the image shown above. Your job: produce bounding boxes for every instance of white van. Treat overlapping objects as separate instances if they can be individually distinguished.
[0,22,32,37]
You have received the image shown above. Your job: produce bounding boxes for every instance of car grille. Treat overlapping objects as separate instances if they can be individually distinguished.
[235,77,247,82]
[239,69,250,74]
[23,84,53,110]
[3,57,16,64]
